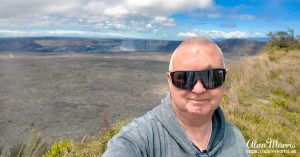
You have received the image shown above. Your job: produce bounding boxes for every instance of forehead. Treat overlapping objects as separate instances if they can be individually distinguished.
[171,44,223,71]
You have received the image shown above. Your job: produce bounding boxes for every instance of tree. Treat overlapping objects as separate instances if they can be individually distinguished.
[267,28,298,49]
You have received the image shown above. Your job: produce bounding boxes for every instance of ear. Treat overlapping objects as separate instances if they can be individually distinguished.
[166,73,173,90]
[166,72,171,81]
[166,73,174,88]
[166,72,172,82]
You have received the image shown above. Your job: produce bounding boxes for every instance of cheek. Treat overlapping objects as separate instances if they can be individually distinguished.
[170,87,188,105]
[209,87,224,104]
[168,78,184,98]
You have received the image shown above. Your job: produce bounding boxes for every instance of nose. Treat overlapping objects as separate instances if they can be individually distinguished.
[192,80,207,93]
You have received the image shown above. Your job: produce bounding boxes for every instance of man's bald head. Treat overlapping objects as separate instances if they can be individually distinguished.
[169,37,225,72]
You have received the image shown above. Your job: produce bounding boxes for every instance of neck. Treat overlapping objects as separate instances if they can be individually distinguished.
[176,111,212,138]
[173,106,213,150]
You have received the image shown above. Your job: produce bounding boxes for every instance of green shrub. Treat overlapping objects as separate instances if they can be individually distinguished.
[266,28,300,50]
[43,139,73,157]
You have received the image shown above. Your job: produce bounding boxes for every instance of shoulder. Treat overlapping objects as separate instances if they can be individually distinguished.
[222,121,249,156]
[103,110,162,157]
[124,108,162,132]
[225,121,244,138]
[119,110,160,141]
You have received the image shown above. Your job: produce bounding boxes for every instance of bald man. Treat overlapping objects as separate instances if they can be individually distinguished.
[103,37,249,157]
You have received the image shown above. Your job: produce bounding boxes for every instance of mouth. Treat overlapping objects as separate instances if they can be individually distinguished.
[188,97,209,101]
[188,98,209,104]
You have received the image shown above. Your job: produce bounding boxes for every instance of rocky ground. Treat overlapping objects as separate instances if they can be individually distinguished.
[0,52,240,148]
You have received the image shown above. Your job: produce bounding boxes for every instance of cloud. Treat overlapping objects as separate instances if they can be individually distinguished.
[0,0,212,26]
[0,0,215,39]
[0,29,121,37]
[0,0,84,26]
[104,22,129,30]
[146,23,152,28]
[0,0,81,18]
[0,0,269,40]
[152,16,176,26]
[177,32,199,38]
[177,30,264,39]
[103,5,129,17]
[125,0,212,15]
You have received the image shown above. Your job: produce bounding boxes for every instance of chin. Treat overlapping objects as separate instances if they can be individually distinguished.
[187,103,212,116]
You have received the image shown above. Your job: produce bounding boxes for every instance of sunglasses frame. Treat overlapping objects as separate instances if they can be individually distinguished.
[168,68,227,91]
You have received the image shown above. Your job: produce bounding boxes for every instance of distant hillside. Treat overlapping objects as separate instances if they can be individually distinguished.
[0,37,265,55]
[0,37,181,53]
[216,38,266,55]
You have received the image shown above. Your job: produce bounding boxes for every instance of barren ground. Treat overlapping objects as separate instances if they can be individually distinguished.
[0,52,240,148]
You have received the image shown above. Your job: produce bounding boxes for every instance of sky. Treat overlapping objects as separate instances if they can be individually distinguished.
[0,0,299,40]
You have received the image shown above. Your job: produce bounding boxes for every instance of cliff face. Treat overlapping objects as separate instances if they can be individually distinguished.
[0,37,265,55]
[216,38,266,55]
[0,37,181,53]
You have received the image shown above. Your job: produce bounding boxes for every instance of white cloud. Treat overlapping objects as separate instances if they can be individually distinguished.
[125,0,212,15]
[82,1,106,15]
[152,16,176,26]
[125,0,157,8]
[103,5,129,17]
[0,0,231,39]
[45,1,80,14]
[0,0,213,29]
[0,0,81,17]
[0,30,27,36]
[0,29,121,37]
[146,23,152,28]
[153,29,158,33]
[177,30,264,39]
[177,32,199,38]
[110,23,128,30]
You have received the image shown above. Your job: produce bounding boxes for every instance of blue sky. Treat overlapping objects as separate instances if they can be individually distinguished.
[0,0,299,40]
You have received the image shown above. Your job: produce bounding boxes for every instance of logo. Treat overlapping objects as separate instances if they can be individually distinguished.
[247,138,297,154]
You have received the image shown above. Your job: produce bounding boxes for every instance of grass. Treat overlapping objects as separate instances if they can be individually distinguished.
[222,49,300,157]
[1,48,299,157]
[1,120,128,157]
[0,130,48,157]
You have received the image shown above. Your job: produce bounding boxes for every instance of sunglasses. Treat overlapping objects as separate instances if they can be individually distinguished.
[169,68,226,90]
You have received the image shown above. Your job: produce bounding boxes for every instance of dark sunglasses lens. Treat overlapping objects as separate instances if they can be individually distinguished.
[171,69,225,90]
[201,69,225,89]
[171,71,195,90]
